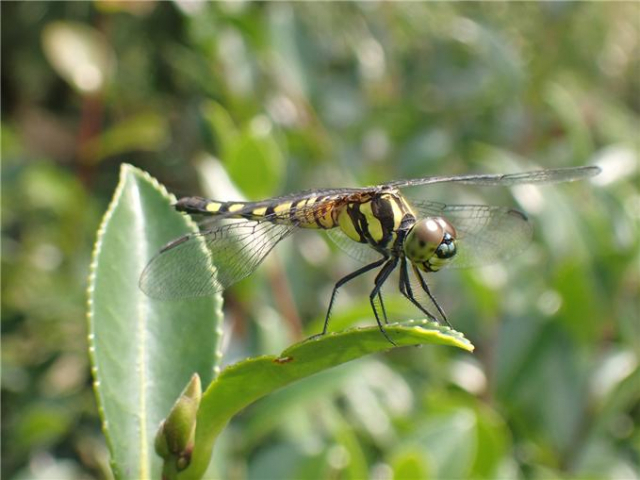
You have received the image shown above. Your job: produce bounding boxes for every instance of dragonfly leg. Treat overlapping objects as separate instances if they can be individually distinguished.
[319,256,387,336]
[377,291,388,324]
[398,257,439,323]
[411,264,451,327]
[369,257,399,346]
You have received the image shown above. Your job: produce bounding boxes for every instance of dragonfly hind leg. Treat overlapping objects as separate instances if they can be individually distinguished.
[317,256,387,337]
[369,257,399,346]
[410,263,452,328]
[399,257,440,324]
[376,291,388,324]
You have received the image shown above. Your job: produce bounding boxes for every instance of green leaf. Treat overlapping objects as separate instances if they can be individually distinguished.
[201,100,240,159]
[225,123,284,199]
[391,448,432,480]
[87,164,222,480]
[180,321,473,479]
[79,112,170,164]
[243,362,365,446]
[41,21,115,94]
[411,409,477,479]
[545,82,594,161]
[333,423,370,480]
[470,404,510,478]
[201,101,284,199]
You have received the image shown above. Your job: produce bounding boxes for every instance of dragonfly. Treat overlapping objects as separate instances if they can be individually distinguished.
[140,165,600,344]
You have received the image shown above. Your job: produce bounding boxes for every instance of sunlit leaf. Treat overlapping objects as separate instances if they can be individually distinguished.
[87,164,222,479]
[391,449,432,480]
[79,112,169,164]
[179,321,473,479]
[225,120,285,199]
[201,101,240,159]
[42,21,115,94]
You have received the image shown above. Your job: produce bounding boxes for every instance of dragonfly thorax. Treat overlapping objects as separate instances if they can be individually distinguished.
[403,216,458,272]
[336,191,414,250]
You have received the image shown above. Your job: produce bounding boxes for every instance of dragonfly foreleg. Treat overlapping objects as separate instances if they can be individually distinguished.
[369,257,399,346]
[411,264,451,327]
[398,257,439,323]
[320,256,387,336]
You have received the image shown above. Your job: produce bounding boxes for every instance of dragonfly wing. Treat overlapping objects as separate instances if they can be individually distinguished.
[140,190,365,300]
[326,228,385,264]
[411,200,533,269]
[140,218,296,299]
[386,165,600,189]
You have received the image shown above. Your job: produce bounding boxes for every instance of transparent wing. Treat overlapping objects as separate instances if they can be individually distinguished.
[412,200,534,269]
[139,190,366,300]
[139,218,296,300]
[326,228,384,264]
[385,165,600,189]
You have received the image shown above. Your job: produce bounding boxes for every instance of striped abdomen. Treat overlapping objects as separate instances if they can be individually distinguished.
[176,189,416,251]
[175,194,346,229]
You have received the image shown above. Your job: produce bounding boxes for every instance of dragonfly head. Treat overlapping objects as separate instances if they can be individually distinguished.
[404,217,457,272]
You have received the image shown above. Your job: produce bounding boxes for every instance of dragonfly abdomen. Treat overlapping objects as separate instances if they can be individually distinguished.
[174,195,343,229]
[175,191,415,249]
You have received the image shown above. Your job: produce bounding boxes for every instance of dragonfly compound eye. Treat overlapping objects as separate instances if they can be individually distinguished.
[404,218,444,261]
[435,232,457,259]
[404,216,457,271]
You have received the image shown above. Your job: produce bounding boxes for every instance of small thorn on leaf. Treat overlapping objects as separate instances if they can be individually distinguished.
[273,356,293,364]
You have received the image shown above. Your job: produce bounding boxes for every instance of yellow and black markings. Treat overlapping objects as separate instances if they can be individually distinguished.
[177,189,416,253]
[337,192,415,249]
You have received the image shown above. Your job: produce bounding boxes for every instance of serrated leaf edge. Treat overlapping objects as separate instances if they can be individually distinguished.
[86,164,225,479]
[86,164,136,477]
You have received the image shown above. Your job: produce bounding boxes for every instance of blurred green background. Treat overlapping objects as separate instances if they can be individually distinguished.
[2,2,638,479]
